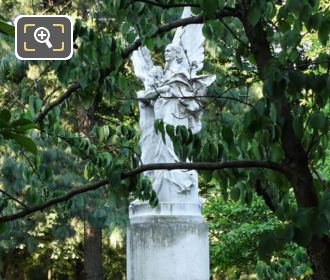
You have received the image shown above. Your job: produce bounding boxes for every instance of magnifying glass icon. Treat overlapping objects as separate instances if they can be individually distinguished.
[34,27,53,49]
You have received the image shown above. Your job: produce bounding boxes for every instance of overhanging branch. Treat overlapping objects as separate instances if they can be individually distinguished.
[0,160,288,223]
[122,160,288,178]
[122,8,237,59]
[35,8,238,123]
[128,0,200,8]
[35,81,80,123]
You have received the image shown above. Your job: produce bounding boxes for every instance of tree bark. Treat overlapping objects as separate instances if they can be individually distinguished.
[84,224,103,280]
[239,3,330,278]
[77,106,104,280]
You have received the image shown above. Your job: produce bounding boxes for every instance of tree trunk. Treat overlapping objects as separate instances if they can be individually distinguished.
[307,236,330,280]
[77,107,103,280]
[238,2,330,278]
[84,224,103,280]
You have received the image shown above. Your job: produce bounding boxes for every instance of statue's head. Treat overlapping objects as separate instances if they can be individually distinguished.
[164,44,183,64]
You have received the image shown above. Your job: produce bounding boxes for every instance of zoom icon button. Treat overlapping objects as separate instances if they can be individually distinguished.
[15,15,73,60]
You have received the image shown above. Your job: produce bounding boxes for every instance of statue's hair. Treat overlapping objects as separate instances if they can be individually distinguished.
[166,44,184,64]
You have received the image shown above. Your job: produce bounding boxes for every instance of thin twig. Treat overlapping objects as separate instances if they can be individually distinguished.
[43,86,61,104]
[0,189,28,209]
[310,162,328,189]
[20,149,46,186]
[220,18,250,49]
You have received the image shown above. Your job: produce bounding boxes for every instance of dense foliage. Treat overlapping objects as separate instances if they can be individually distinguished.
[0,0,329,279]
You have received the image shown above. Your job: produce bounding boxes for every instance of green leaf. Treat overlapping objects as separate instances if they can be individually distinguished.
[255,261,267,279]
[26,187,38,205]
[145,37,155,50]
[231,185,241,202]
[79,74,89,90]
[255,99,266,115]
[26,237,37,253]
[269,145,284,162]
[259,232,276,256]
[96,126,109,142]
[11,119,37,130]
[118,74,127,90]
[307,13,322,31]
[154,119,162,134]
[73,18,82,37]
[3,132,38,154]
[202,170,213,183]
[221,125,233,143]
[94,209,107,219]
[0,221,6,235]
[202,23,213,40]
[52,225,75,240]
[44,166,53,181]
[29,96,43,115]
[141,178,152,200]
[288,70,305,92]
[311,212,329,237]
[247,5,261,26]
[217,0,224,11]
[0,109,11,123]
[283,224,295,242]
[269,104,277,123]
[111,52,123,70]
[200,0,218,18]
[265,2,276,18]
[0,199,8,212]
[178,126,188,143]
[293,116,304,139]
[0,19,14,36]
[154,119,165,143]
[294,226,312,246]
[57,64,70,85]
[149,190,158,208]
[166,124,175,140]
[318,20,330,46]
[286,0,303,11]
[300,4,311,24]
[109,165,122,186]
[282,30,301,49]
[309,112,326,130]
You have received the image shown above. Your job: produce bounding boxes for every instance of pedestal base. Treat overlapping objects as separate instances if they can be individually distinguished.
[127,203,210,280]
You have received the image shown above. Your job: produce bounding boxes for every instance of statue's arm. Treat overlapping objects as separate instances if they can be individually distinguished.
[143,88,159,99]
[142,84,172,99]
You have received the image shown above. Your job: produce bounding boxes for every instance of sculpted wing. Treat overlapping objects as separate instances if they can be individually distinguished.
[172,7,205,75]
[131,46,154,83]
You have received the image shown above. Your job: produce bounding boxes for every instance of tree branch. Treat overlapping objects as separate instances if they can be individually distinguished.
[122,8,237,59]
[255,179,276,212]
[0,189,28,209]
[34,81,80,123]
[0,160,288,223]
[128,0,200,8]
[122,14,203,59]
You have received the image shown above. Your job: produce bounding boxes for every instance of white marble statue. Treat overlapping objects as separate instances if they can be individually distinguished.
[131,8,216,204]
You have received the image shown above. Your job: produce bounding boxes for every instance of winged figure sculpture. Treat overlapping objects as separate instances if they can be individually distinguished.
[131,7,216,204]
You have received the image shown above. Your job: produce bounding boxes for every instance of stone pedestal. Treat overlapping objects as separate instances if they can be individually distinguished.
[127,203,210,280]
